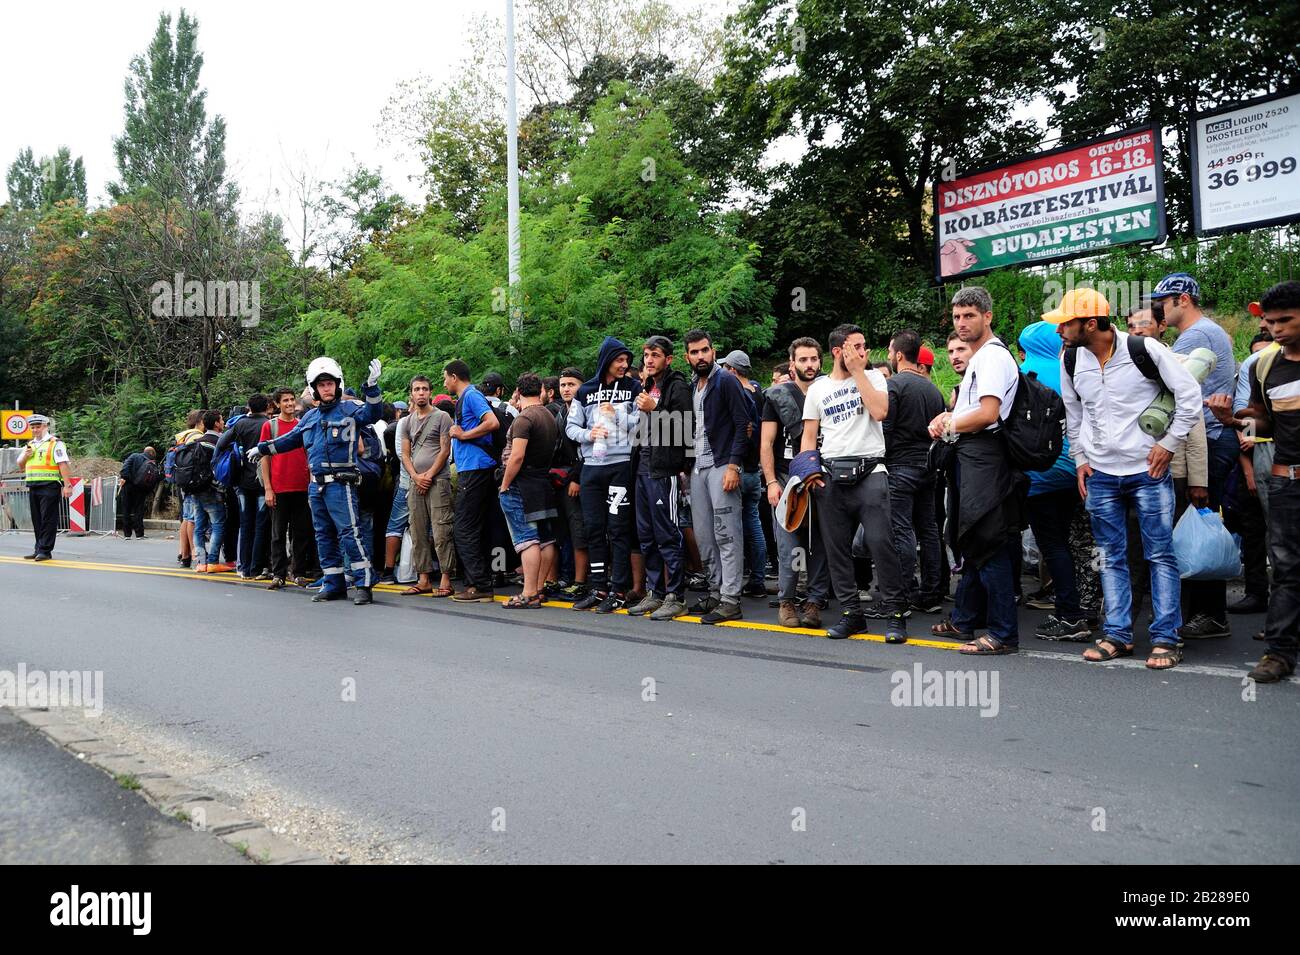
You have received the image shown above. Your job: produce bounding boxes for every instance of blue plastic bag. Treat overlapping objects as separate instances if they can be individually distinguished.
[1172,506,1242,580]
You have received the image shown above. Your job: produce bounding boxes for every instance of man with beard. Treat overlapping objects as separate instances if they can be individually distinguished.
[761,337,832,628]
[927,288,1022,654]
[884,329,946,613]
[399,375,455,598]
[685,329,752,623]
[1052,288,1201,670]
[626,336,693,620]
[800,324,908,642]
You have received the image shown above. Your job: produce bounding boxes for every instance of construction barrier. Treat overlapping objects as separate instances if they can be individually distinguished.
[0,478,117,536]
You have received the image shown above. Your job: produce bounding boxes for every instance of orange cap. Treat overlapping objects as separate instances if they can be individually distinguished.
[1042,287,1111,324]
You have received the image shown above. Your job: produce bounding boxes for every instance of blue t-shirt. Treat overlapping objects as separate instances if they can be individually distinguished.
[1019,320,1075,496]
[1171,317,1235,440]
[453,384,496,473]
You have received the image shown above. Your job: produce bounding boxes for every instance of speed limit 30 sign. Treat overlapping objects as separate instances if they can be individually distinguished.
[2,410,33,440]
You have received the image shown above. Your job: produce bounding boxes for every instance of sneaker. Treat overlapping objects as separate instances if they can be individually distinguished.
[1180,614,1230,640]
[23,554,37,560]
[700,600,742,625]
[741,581,768,599]
[558,582,589,602]
[798,602,822,630]
[293,576,313,588]
[626,594,664,616]
[353,587,373,606]
[686,572,710,593]
[1024,585,1056,610]
[1227,594,1269,614]
[33,554,52,562]
[688,595,720,616]
[311,589,347,602]
[255,570,273,581]
[778,600,800,628]
[1247,654,1295,684]
[650,595,688,620]
[1035,615,1093,642]
[237,571,254,580]
[572,591,606,611]
[885,613,908,644]
[207,562,236,574]
[451,587,495,602]
[827,612,868,640]
[911,598,944,614]
[594,592,625,614]
[378,570,398,585]
[267,577,285,591]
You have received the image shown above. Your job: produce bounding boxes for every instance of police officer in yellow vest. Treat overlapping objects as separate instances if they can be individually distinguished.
[15,414,72,561]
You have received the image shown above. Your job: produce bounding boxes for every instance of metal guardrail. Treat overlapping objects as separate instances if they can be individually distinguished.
[0,478,118,535]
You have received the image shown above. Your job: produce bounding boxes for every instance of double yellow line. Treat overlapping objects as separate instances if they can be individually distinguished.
[0,554,961,651]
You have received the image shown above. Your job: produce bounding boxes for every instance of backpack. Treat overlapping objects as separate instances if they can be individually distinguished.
[136,458,161,489]
[763,381,807,463]
[357,422,383,479]
[1062,334,1164,388]
[1253,344,1283,417]
[173,440,214,494]
[486,404,512,463]
[992,343,1066,473]
[211,414,246,487]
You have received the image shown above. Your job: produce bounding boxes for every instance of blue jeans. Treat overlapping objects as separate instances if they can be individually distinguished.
[952,538,1019,643]
[499,486,541,550]
[888,464,943,603]
[1085,469,1180,647]
[741,470,768,586]
[235,488,270,575]
[386,486,410,538]
[192,495,226,565]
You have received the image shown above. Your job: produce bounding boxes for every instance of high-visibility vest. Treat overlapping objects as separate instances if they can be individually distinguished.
[25,439,63,482]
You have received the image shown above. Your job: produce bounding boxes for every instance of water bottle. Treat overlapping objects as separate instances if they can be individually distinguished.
[591,406,612,463]
[1138,347,1217,437]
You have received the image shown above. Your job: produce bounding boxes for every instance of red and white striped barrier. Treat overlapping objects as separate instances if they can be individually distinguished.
[67,477,87,534]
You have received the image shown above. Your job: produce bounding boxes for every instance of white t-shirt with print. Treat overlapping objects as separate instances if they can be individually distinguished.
[803,372,888,459]
[954,338,1018,428]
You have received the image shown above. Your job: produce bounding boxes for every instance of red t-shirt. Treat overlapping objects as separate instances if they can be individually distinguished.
[259,417,310,493]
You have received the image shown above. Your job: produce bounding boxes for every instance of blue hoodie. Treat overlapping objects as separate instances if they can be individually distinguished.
[564,336,643,465]
[1019,320,1075,496]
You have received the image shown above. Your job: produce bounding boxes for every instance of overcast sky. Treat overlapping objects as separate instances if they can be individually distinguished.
[1,0,516,217]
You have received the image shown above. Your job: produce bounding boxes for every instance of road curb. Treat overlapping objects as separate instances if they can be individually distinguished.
[10,706,331,865]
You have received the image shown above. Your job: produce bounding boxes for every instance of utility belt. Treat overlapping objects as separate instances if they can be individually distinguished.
[824,456,885,486]
[311,471,360,485]
[1271,463,1300,481]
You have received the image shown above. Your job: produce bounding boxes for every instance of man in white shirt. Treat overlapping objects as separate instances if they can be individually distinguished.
[1051,287,1201,670]
[801,323,907,642]
[927,286,1022,654]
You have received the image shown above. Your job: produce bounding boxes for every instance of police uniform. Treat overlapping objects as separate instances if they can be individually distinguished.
[22,415,69,559]
[255,359,383,603]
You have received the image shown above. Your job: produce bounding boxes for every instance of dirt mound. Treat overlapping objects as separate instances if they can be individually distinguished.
[71,456,125,480]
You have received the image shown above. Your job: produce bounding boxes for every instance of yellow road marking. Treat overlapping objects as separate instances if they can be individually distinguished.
[1,555,961,651]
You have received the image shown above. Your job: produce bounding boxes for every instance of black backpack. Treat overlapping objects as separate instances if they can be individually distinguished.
[172,440,214,494]
[992,343,1066,473]
[487,403,512,463]
[136,458,161,489]
[1062,334,1164,388]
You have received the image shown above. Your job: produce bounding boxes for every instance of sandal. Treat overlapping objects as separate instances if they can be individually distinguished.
[958,635,1018,655]
[503,594,533,609]
[931,618,972,639]
[1146,645,1182,670]
[400,585,433,596]
[431,587,454,598]
[522,594,543,609]
[1082,638,1134,662]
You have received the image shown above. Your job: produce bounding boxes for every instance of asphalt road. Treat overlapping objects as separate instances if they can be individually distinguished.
[0,708,248,864]
[1,533,1295,863]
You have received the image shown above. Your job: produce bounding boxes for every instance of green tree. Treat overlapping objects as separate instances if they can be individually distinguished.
[5,147,87,211]
[110,9,236,214]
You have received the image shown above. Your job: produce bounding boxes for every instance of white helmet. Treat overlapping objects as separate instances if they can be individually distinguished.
[306,356,344,387]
